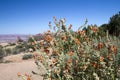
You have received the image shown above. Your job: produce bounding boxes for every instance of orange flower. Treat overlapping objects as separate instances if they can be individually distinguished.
[60,46,64,50]
[61,35,66,40]
[52,58,58,63]
[45,35,52,42]
[78,30,81,33]
[53,49,59,55]
[67,59,72,64]
[98,42,104,49]
[32,42,35,45]
[74,38,81,45]
[92,62,97,68]
[78,30,85,36]
[39,55,45,61]
[24,73,31,80]
[107,54,111,60]
[27,76,31,80]
[112,45,117,54]
[90,26,99,33]
[84,36,89,42]
[81,30,86,35]
[39,41,44,46]
[100,56,104,62]
[17,72,21,77]
[91,27,99,33]
[44,49,50,54]
[69,51,74,56]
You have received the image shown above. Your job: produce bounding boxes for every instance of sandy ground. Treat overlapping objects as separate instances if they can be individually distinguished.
[0,60,44,80]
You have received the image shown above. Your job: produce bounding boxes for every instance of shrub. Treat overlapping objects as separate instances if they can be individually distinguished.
[16,42,35,53]
[7,42,35,55]
[22,54,33,60]
[5,48,12,56]
[9,43,16,46]
[34,18,120,80]
[12,49,19,55]
[12,43,26,54]
[0,47,5,60]
[18,18,120,80]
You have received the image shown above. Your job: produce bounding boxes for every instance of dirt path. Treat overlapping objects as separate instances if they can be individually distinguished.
[0,60,43,80]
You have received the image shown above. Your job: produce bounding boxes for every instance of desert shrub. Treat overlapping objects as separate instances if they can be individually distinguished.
[32,18,120,80]
[18,48,26,52]
[12,49,19,54]
[9,43,16,46]
[25,43,36,51]
[12,43,26,54]
[15,44,23,49]
[12,48,25,55]
[0,45,3,48]
[0,47,4,60]
[10,42,35,55]
[5,48,12,56]
[22,54,33,60]
[17,42,35,52]
[18,18,120,80]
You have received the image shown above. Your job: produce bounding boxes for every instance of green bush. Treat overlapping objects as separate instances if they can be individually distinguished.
[12,43,26,54]
[5,48,12,56]
[9,43,16,46]
[12,49,19,55]
[22,54,33,60]
[0,47,4,60]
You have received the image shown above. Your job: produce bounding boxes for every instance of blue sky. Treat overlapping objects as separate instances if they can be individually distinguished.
[0,0,120,34]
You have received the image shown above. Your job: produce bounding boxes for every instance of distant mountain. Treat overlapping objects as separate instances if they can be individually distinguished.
[0,34,30,43]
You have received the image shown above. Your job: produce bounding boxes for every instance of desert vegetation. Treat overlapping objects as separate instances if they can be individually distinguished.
[0,12,120,80]
[18,12,120,80]
[0,41,34,62]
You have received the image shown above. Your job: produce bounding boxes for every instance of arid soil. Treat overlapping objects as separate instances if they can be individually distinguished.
[0,58,43,80]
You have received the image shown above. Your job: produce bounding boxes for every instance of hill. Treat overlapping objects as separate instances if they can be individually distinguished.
[0,34,29,43]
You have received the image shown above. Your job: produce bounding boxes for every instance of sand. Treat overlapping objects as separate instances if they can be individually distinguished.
[0,60,43,80]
